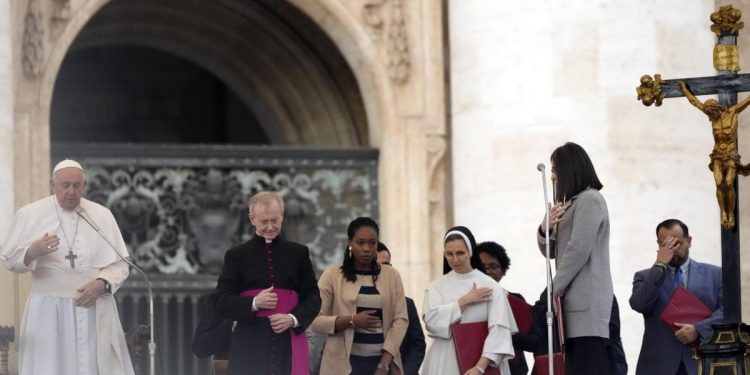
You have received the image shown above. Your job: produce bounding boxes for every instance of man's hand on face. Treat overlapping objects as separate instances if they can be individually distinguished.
[656,236,677,264]
[75,278,107,307]
[254,286,278,310]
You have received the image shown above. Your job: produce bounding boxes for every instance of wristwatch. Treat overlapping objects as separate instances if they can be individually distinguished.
[97,278,112,294]
[376,363,389,371]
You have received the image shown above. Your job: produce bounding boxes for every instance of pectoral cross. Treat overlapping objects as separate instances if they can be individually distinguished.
[65,249,78,268]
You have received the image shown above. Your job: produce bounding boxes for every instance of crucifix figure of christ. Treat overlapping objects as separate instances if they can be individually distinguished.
[678,80,750,230]
[636,4,750,371]
[64,249,78,268]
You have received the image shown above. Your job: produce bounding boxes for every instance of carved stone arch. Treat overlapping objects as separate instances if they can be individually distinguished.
[41,0,369,148]
[19,0,447,317]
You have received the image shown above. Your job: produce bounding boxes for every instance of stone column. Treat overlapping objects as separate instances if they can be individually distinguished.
[0,0,17,372]
[736,0,750,322]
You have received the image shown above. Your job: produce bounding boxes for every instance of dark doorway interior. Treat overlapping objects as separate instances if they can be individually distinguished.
[51,45,269,144]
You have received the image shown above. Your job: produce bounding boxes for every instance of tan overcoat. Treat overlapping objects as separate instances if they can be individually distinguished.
[311,265,408,375]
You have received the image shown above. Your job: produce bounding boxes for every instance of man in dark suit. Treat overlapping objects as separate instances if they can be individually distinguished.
[192,292,233,359]
[213,191,321,375]
[629,219,723,375]
[376,242,426,375]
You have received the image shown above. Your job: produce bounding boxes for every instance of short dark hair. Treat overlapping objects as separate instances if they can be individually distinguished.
[476,241,511,273]
[656,219,690,237]
[377,241,390,254]
[551,142,603,202]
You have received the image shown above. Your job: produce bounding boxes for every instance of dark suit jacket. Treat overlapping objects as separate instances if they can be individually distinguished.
[192,293,233,359]
[400,297,426,375]
[630,258,723,375]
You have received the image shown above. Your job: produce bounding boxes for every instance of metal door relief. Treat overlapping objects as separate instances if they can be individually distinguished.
[52,143,379,375]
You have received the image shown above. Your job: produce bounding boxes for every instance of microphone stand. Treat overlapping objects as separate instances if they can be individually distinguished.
[538,164,554,375]
[77,210,156,375]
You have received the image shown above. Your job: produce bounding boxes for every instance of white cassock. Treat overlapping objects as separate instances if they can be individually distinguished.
[1,195,135,375]
[422,269,518,375]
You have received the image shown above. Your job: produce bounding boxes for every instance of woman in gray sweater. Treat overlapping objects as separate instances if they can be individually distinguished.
[537,142,614,375]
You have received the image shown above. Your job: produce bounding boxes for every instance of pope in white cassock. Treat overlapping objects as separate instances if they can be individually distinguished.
[1,159,135,375]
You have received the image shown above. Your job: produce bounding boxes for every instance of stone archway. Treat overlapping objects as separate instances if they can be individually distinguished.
[50,0,369,147]
[12,0,449,346]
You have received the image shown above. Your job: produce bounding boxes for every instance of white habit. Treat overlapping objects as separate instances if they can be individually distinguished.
[1,196,135,375]
[422,269,518,375]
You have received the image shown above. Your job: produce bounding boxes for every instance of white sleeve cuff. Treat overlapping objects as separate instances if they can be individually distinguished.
[289,314,300,327]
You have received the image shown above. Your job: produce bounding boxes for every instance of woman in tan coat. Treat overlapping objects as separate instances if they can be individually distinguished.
[311,217,408,375]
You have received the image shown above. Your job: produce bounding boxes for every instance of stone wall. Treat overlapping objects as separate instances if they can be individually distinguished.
[450,0,747,369]
[0,2,450,373]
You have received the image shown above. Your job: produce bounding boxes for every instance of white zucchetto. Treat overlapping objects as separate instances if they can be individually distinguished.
[52,159,84,174]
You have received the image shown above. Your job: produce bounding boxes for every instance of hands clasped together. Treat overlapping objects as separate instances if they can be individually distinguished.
[255,286,295,333]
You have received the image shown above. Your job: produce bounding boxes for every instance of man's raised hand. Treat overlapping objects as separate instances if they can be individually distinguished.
[25,233,60,265]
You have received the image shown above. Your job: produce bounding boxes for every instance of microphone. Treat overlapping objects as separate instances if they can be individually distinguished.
[537,163,555,375]
[76,205,157,375]
[75,207,101,232]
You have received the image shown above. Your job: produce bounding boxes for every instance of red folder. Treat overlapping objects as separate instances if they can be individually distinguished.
[451,321,501,375]
[660,286,711,333]
[507,294,532,334]
[507,294,532,366]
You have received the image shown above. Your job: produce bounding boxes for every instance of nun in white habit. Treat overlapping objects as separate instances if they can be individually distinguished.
[1,160,134,375]
[422,226,517,375]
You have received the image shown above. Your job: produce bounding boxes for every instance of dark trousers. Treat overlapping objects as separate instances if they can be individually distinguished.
[349,355,381,375]
[676,361,688,375]
[565,336,612,375]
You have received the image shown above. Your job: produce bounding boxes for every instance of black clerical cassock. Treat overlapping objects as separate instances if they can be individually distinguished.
[213,235,321,375]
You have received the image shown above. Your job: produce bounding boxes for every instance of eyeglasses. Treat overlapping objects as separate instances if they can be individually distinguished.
[483,263,502,271]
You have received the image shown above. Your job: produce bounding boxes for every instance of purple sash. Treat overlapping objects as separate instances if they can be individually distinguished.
[240,288,310,375]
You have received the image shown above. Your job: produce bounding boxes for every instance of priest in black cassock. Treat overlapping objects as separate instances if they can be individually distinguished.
[213,191,321,375]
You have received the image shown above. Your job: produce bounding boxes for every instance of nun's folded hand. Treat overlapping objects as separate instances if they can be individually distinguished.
[458,282,493,310]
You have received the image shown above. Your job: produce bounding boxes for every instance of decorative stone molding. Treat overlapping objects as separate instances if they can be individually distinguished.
[361,0,411,84]
[22,0,45,78]
[386,0,410,84]
[362,0,386,41]
[426,134,448,271]
[53,0,72,22]
[426,134,446,207]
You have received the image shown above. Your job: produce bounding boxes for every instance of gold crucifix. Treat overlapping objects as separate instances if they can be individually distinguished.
[678,81,750,229]
[637,5,750,230]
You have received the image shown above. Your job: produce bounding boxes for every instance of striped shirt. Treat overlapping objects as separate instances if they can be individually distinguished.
[350,274,384,357]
